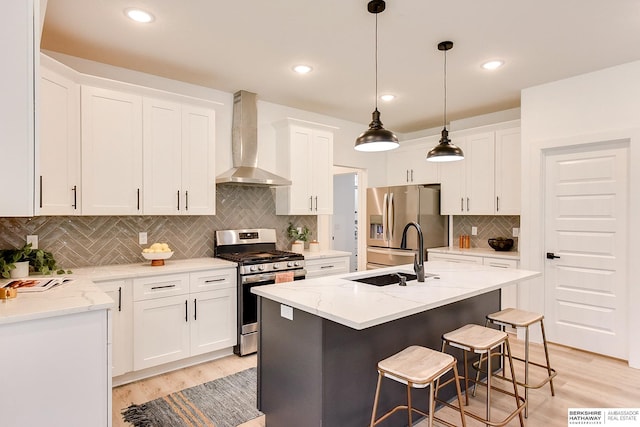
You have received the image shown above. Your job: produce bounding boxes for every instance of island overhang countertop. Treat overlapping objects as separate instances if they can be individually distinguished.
[251,260,541,330]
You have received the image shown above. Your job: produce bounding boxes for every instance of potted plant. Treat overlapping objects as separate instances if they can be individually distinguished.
[0,243,69,278]
[287,223,311,253]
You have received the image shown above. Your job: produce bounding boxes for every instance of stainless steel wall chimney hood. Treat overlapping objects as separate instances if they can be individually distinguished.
[216,90,291,186]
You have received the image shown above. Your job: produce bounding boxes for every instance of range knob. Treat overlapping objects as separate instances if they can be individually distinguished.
[273,263,280,269]
[258,265,265,271]
[250,265,258,272]
[287,261,294,267]
[294,261,301,267]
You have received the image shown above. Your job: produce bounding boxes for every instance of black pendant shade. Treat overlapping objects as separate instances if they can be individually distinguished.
[354,109,399,152]
[427,40,464,162]
[426,128,464,161]
[354,0,399,152]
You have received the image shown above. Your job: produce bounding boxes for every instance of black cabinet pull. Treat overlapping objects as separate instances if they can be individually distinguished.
[150,284,176,290]
[406,170,409,182]
[137,188,140,210]
[546,252,560,259]
[177,190,180,210]
[39,176,43,208]
[72,185,77,209]
[467,197,470,212]
[118,287,122,312]
[496,196,500,212]
[194,298,197,320]
[314,196,318,211]
[309,196,313,211]
[185,300,188,322]
[410,169,414,182]
[460,198,464,212]
[185,190,189,211]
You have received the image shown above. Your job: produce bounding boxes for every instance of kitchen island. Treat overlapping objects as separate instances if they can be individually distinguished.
[252,260,540,427]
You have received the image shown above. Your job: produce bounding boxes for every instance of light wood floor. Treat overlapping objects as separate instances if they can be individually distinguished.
[113,337,640,427]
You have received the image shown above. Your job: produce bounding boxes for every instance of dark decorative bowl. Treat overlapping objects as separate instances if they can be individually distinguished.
[488,238,514,251]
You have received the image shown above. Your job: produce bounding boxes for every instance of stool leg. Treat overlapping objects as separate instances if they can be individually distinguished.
[524,325,530,418]
[463,349,470,406]
[540,319,556,396]
[473,352,485,397]
[505,338,525,427]
[452,364,467,427]
[370,372,383,427]
[407,382,413,427]
[428,381,435,427]
[486,347,492,426]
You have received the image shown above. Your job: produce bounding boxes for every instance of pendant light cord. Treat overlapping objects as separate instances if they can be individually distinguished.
[375,12,379,111]
[443,47,447,128]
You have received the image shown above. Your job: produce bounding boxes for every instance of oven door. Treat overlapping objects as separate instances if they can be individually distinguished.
[236,269,306,356]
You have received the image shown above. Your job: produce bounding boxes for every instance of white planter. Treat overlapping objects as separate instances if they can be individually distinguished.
[10,261,29,278]
[291,241,304,254]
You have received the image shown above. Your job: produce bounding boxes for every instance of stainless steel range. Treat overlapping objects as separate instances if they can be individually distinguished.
[214,228,306,356]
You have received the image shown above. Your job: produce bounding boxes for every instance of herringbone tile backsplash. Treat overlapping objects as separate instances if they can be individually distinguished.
[0,186,316,268]
[453,215,520,251]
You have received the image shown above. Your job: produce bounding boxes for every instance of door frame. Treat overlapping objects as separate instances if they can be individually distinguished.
[520,127,640,368]
[317,166,368,272]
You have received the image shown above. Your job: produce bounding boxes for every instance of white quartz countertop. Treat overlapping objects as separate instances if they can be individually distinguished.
[251,260,540,330]
[302,250,351,259]
[71,257,237,281]
[0,277,114,325]
[0,258,236,326]
[428,246,520,260]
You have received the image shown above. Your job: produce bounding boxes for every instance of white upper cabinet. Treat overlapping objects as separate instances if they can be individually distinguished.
[494,127,521,215]
[81,86,143,215]
[38,63,81,215]
[386,136,440,186]
[1,0,36,216]
[275,119,334,215]
[440,131,495,215]
[143,98,216,215]
[440,124,521,215]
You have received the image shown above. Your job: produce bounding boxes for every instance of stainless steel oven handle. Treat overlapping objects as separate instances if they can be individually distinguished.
[241,269,306,284]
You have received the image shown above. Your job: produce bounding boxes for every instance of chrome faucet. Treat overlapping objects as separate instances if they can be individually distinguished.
[400,221,425,282]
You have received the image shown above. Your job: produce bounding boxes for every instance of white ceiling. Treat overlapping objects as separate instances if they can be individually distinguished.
[41,0,640,134]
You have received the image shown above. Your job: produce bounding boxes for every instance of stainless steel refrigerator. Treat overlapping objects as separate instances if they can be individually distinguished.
[366,184,447,269]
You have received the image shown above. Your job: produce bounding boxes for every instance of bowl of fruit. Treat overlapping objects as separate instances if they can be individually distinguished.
[142,243,173,266]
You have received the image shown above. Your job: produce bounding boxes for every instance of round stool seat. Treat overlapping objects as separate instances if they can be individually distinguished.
[378,345,456,386]
[443,324,507,352]
[487,308,543,327]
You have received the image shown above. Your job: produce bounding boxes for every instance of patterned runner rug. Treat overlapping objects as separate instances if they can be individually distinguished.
[122,367,262,427]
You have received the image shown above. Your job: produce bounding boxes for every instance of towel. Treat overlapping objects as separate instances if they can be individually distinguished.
[275,271,294,284]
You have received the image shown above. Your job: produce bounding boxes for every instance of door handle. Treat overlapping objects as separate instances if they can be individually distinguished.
[546,252,560,259]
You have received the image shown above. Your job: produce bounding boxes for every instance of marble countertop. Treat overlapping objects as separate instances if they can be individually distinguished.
[428,246,520,260]
[0,277,114,325]
[302,249,351,260]
[0,258,236,326]
[252,260,540,330]
[71,257,237,281]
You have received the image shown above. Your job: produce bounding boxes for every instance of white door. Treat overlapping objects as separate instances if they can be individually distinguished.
[190,288,236,356]
[544,143,628,358]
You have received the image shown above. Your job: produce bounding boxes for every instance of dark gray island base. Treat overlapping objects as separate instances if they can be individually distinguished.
[257,290,500,427]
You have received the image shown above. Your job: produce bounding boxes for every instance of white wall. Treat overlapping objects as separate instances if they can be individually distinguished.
[520,60,640,368]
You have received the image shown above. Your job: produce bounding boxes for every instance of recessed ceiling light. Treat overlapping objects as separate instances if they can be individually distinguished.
[482,60,504,70]
[380,94,395,102]
[125,8,155,23]
[292,65,313,74]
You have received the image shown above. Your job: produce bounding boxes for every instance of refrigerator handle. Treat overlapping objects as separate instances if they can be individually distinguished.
[382,192,388,242]
[388,192,395,241]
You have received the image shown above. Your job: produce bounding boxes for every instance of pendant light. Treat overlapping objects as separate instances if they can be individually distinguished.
[354,0,399,152]
[427,41,464,162]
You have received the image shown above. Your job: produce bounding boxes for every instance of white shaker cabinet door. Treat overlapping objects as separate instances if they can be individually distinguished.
[494,127,521,215]
[97,279,133,377]
[133,295,191,371]
[143,97,182,214]
[81,86,143,215]
[38,65,81,215]
[180,105,216,215]
[190,288,237,356]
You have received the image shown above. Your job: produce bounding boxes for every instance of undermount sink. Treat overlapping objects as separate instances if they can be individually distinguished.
[351,272,417,286]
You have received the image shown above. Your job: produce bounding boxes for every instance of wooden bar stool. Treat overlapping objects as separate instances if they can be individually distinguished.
[438,324,525,427]
[370,345,467,427]
[480,308,557,418]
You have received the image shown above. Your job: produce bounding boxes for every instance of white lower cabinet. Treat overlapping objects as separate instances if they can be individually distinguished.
[96,279,133,377]
[427,253,483,264]
[305,256,350,279]
[132,269,236,371]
